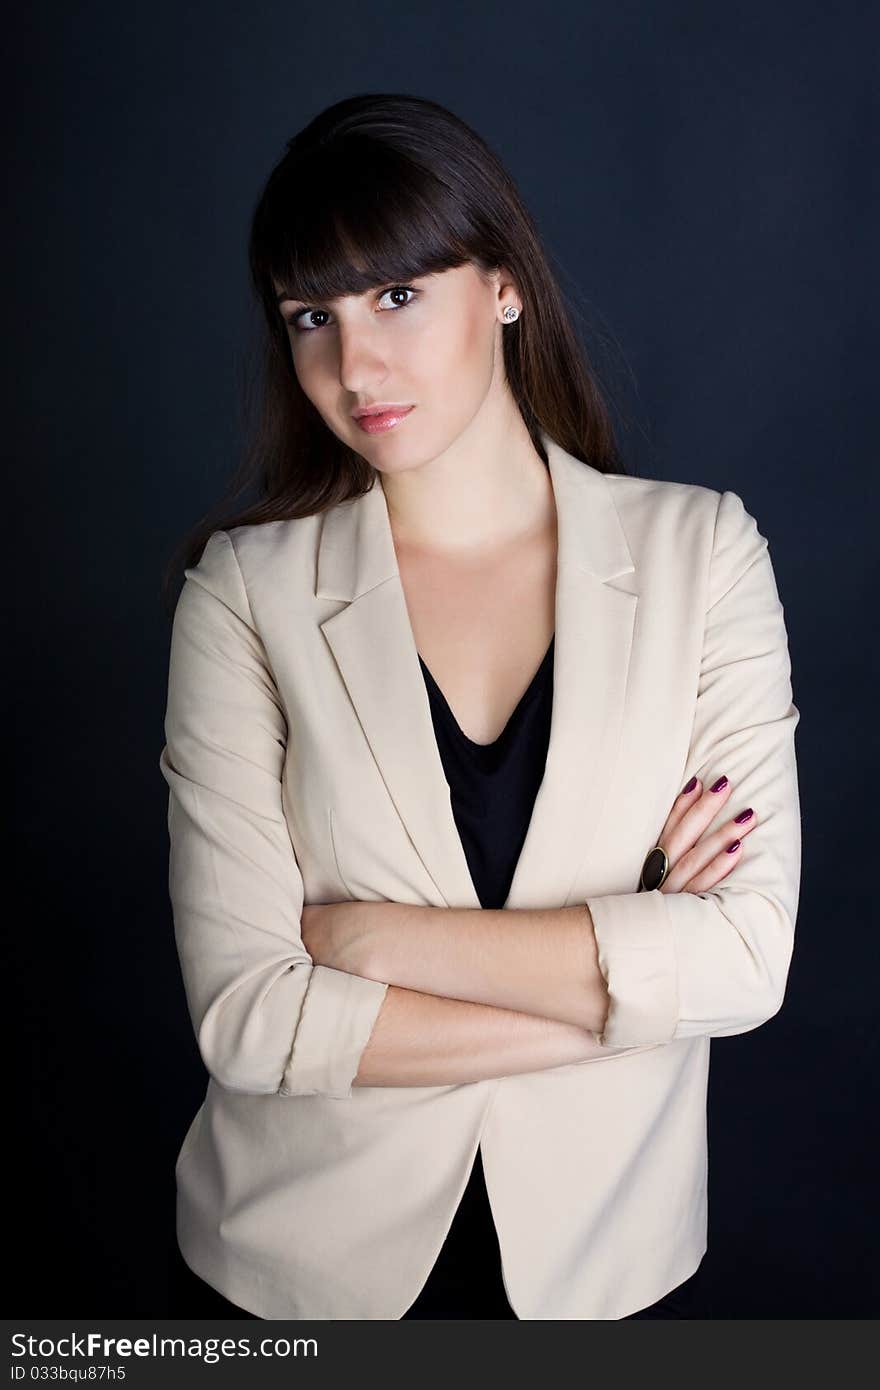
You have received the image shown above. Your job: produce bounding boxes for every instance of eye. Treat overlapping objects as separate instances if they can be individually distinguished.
[287,284,419,333]
[377,285,418,311]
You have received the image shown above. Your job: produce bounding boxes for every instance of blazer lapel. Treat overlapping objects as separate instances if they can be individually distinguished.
[505,438,639,910]
[317,471,480,908]
[316,431,639,911]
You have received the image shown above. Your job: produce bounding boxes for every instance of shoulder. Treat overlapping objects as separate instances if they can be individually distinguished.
[601,473,719,559]
[180,514,323,624]
[600,473,772,605]
[225,513,323,582]
[603,471,720,522]
[603,472,764,547]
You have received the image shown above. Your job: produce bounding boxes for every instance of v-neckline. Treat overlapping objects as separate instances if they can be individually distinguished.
[418,635,555,750]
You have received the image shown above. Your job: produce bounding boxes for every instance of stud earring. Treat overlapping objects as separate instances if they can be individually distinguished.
[502,305,520,322]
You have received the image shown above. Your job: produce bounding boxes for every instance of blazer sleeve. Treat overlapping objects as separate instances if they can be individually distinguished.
[586,490,802,1047]
[158,529,389,1098]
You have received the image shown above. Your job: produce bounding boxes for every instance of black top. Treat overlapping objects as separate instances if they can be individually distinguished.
[419,637,556,909]
[401,636,555,1318]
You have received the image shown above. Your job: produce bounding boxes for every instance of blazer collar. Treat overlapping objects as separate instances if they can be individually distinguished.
[316,432,639,910]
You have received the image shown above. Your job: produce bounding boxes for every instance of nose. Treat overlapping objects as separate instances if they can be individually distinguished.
[335,320,389,395]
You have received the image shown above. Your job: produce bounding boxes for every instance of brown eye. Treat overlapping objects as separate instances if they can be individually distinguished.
[378,286,418,311]
[289,285,419,334]
[290,307,330,332]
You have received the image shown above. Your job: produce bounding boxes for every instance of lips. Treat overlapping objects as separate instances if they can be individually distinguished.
[353,405,415,434]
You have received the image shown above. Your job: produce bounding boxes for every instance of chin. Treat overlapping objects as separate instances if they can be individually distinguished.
[357,430,436,474]
[368,452,426,477]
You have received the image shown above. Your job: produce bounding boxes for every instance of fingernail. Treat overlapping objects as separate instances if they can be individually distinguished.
[726,839,741,853]
[734,808,753,824]
[682,776,698,794]
[710,776,729,793]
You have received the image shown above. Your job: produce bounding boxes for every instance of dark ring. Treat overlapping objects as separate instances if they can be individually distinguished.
[639,845,669,892]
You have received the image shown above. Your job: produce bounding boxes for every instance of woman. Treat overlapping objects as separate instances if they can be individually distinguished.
[160,93,801,1320]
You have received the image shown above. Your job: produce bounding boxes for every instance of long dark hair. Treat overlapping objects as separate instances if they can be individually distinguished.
[159,92,632,616]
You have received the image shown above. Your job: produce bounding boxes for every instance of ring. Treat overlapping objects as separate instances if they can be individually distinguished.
[639,845,669,892]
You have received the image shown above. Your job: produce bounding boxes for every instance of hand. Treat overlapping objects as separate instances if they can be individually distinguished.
[299,900,378,975]
[650,775,757,894]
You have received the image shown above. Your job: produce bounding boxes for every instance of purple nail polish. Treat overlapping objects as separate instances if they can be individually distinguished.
[726,839,741,853]
[682,776,697,795]
[734,808,753,824]
[710,776,728,793]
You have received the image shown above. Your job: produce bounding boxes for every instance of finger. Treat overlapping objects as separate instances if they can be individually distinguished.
[655,775,704,846]
[661,774,734,871]
[662,815,757,894]
[678,836,747,893]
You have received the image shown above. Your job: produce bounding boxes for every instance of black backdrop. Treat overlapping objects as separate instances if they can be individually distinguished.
[8,0,877,1318]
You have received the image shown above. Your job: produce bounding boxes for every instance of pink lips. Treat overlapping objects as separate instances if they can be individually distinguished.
[353,406,415,434]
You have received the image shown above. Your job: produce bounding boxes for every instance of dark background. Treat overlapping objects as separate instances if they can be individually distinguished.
[9,0,876,1317]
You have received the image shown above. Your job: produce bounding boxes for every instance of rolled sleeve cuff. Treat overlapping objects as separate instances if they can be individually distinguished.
[586,889,679,1046]
[280,964,389,1098]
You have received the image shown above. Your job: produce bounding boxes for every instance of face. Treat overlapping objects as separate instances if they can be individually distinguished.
[273,263,513,474]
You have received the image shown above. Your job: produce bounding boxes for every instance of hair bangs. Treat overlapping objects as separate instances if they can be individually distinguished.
[258,148,477,309]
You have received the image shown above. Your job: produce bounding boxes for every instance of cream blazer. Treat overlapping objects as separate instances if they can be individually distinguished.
[159,431,802,1320]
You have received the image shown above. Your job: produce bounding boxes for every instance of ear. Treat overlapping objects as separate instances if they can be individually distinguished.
[493,264,522,307]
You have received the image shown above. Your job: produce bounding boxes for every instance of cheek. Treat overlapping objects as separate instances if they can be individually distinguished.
[291,349,335,413]
[290,347,318,390]
[410,307,494,397]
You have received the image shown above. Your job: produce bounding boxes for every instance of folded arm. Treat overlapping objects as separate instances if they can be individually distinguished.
[352,985,616,1088]
[311,491,802,1049]
[588,491,801,1047]
[304,898,610,1032]
[160,531,388,1100]
[161,529,619,1100]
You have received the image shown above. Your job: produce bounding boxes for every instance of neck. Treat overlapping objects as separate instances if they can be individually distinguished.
[379,400,554,558]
